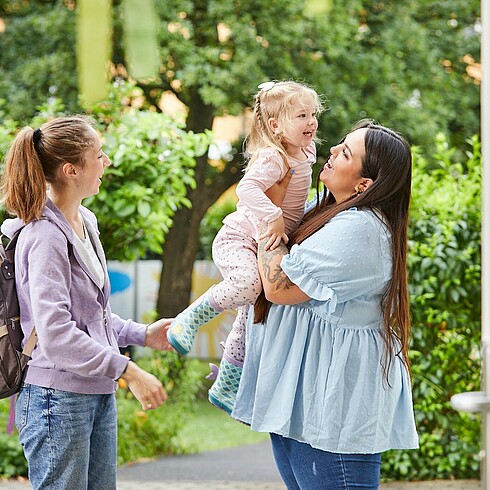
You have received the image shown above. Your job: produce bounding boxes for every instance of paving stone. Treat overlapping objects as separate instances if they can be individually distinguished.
[0,478,482,489]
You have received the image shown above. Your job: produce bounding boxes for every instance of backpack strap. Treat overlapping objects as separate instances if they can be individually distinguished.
[22,328,38,357]
[2,227,37,357]
[0,325,37,356]
[3,219,68,359]
[3,227,23,253]
[0,239,7,262]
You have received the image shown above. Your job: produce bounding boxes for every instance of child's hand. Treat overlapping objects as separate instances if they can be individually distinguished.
[259,215,288,250]
[265,168,295,207]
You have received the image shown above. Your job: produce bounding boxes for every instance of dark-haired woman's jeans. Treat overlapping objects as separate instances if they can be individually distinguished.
[15,383,117,490]
[270,433,381,489]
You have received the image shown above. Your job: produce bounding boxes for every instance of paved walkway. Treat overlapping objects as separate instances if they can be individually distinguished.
[0,480,482,489]
[0,441,481,489]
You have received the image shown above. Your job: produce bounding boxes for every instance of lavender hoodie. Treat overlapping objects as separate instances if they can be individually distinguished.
[0,199,147,394]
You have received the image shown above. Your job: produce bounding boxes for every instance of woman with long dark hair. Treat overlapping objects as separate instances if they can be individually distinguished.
[233,121,419,489]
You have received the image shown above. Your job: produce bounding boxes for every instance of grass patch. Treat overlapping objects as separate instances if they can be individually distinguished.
[176,399,269,453]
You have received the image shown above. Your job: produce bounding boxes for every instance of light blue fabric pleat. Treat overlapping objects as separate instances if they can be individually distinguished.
[232,209,419,454]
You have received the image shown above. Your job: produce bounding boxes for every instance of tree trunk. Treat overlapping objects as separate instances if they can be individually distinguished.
[157,188,206,316]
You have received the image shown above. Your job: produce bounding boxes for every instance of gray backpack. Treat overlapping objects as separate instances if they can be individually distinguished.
[0,229,37,399]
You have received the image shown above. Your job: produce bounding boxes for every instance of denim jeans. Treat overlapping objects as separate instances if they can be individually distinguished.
[270,433,381,489]
[15,384,117,490]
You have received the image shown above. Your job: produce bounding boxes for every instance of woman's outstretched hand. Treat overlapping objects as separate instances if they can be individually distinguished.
[120,361,167,411]
[145,318,174,351]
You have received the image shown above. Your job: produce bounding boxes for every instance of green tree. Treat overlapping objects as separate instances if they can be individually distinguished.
[85,82,212,261]
[0,0,79,121]
[318,0,480,150]
[0,0,481,317]
[119,0,326,316]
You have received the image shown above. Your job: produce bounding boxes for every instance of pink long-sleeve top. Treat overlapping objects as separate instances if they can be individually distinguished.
[223,143,316,241]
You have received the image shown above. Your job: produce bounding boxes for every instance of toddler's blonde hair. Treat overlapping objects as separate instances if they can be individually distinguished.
[244,81,324,172]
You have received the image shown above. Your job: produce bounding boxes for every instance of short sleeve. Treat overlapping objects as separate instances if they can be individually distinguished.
[281,209,392,312]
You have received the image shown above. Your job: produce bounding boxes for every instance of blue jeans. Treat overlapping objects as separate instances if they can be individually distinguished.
[15,384,117,490]
[270,433,381,489]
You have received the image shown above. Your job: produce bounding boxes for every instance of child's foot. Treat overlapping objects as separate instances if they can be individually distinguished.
[167,320,193,355]
[167,296,221,355]
[208,353,243,415]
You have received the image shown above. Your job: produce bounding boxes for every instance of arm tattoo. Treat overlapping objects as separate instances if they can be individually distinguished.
[258,239,295,292]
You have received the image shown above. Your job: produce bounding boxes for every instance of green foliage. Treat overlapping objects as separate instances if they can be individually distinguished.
[0,0,480,150]
[0,81,212,261]
[0,0,80,122]
[318,0,480,152]
[0,102,18,162]
[116,350,204,464]
[84,82,212,260]
[382,134,482,480]
[145,0,323,117]
[0,432,27,478]
[0,399,27,478]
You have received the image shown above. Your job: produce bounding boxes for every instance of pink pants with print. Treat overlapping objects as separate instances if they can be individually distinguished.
[211,224,262,362]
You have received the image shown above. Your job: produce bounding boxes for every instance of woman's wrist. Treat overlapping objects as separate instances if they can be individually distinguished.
[119,360,134,381]
[144,323,151,346]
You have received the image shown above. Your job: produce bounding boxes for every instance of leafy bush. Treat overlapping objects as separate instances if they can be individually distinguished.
[382,134,482,480]
[85,81,212,261]
[0,399,27,478]
[0,431,27,478]
[0,81,213,262]
[116,350,204,464]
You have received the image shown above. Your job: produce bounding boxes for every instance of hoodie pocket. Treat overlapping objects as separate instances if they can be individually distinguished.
[85,317,119,351]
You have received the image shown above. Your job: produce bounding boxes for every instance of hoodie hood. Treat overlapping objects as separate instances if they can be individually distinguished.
[1,199,75,241]
[1,217,24,239]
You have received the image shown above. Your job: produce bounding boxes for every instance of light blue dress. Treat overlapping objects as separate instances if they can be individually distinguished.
[232,208,419,454]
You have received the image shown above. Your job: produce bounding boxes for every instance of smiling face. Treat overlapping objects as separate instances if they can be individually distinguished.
[270,96,318,159]
[320,128,372,202]
[78,127,111,199]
